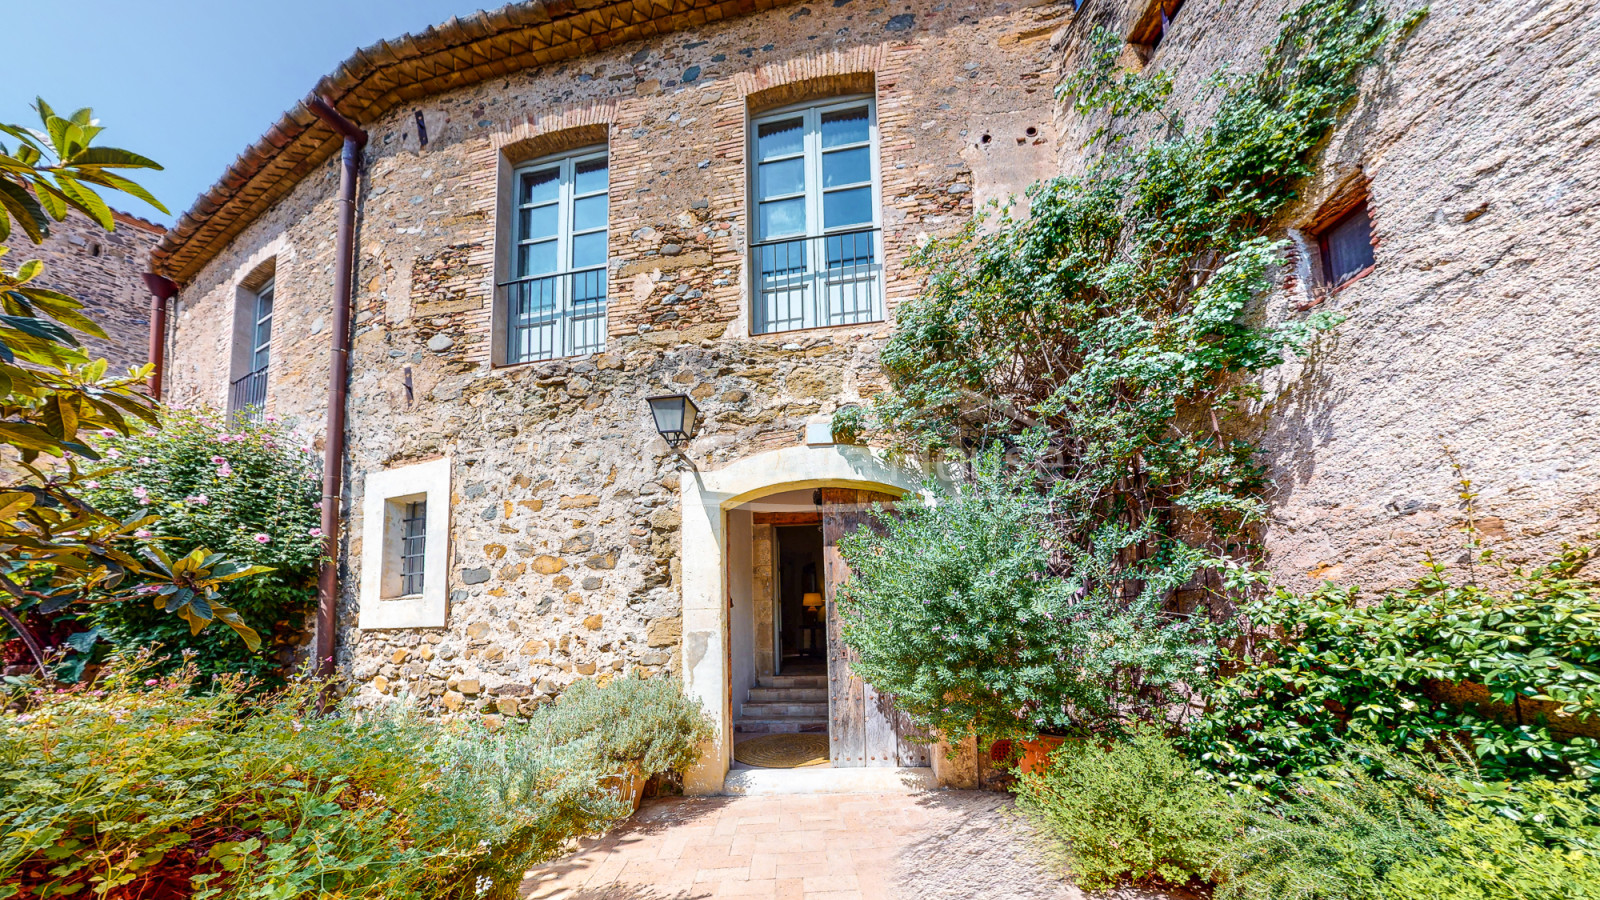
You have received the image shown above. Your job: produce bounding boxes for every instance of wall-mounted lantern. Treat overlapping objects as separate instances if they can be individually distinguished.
[646,394,699,448]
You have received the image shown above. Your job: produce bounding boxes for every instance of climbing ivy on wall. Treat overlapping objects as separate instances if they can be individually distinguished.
[839,0,1423,736]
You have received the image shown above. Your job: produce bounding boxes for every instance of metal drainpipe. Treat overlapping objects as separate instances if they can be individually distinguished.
[140,273,179,400]
[307,96,367,680]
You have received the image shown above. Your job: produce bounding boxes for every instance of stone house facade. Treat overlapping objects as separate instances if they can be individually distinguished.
[1054,0,1600,595]
[149,0,1598,793]
[1,209,164,376]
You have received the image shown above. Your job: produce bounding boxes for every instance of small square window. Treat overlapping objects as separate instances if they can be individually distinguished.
[359,457,450,629]
[1317,201,1375,288]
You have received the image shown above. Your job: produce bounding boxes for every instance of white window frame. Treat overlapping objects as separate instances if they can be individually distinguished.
[251,279,273,375]
[228,277,273,422]
[503,146,609,363]
[748,95,885,335]
[359,457,451,629]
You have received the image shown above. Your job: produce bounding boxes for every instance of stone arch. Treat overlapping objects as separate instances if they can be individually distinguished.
[676,443,929,794]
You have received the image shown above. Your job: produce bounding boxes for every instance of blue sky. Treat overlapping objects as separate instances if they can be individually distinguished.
[2,0,479,227]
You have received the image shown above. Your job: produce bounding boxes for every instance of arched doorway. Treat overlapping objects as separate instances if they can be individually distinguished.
[675,443,929,794]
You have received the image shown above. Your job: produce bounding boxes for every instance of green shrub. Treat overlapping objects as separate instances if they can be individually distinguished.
[1378,812,1600,900]
[1217,745,1600,900]
[839,446,1224,741]
[430,720,633,898]
[1190,546,1600,790]
[80,408,322,685]
[841,0,1419,742]
[1015,727,1237,888]
[1216,748,1459,900]
[0,662,709,899]
[542,672,715,775]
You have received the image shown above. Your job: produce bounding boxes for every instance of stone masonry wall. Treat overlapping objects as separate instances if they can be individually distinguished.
[165,0,1067,716]
[0,210,163,376]
[1053,0,1600,593]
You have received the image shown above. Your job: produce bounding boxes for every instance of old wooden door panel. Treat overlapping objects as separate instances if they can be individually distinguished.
[823,488,869,767]
[822,487,931,768]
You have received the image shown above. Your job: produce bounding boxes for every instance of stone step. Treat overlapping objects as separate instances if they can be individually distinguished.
[734,717,828,734]
[747,687,828,703]
[741,701,829,718]
[752,672,825,685]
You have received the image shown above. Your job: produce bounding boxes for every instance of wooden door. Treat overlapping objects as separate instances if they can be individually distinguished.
[822,488,931,768]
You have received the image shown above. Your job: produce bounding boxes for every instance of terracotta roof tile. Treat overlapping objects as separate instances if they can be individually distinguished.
[151,0,796,282]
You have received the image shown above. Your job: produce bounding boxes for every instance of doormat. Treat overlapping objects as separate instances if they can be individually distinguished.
[734,733,830,768]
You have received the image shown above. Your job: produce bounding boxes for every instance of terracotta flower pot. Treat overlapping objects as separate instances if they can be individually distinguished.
[1016,735,1068,775]
[605,762,647,812]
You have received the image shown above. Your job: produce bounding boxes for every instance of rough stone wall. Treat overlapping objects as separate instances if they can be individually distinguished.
[1052,0,1600,593]
[165,0,1066,715]
[0,211,163,376]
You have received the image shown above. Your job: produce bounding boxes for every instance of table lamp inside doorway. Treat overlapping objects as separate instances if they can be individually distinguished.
[802,592,824,621]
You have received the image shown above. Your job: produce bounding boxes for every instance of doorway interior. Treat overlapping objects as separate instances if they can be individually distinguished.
[774,523,826,679]
[727,490,830,767]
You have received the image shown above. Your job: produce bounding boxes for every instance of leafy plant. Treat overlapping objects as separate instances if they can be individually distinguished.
[838,442,1223,740]
[1015,726,1237,889]
[1189,545,1600,789]
[1216,747,1460,900]
[1377,809,1600,900]
[540,671,714,776]
[1217,744,1600,900]
[0,98,167,241]
[0,101,262,671]
[79,409,322,685]
[843,0,1419,736]
[0,660,707,899]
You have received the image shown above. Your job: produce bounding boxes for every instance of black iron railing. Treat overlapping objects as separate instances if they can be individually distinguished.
[751,227,883,335]
[229,367,269,423]
[500,268,607,363]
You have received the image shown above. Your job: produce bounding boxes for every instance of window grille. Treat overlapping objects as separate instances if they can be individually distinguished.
[750,99,884,334]
[502,149,608,363]
[1319,201,1375,287]
[400,499,427,596]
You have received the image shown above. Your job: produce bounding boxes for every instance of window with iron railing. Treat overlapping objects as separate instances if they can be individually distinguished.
[501,148,609,363]
[229,279,273,422]
[750,98,884,334]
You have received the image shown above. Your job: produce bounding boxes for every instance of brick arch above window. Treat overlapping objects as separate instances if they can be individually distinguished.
[733,46,886,113]
[238,255,276,293]
[489,101,618,165]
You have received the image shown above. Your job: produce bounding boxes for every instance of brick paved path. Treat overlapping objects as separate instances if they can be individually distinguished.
[519,789,1169,900]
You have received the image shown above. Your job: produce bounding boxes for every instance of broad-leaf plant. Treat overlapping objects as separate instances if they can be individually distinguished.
[0,100,269,675]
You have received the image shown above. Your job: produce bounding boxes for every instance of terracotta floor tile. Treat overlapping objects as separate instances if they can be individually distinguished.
[695,865,753,883]
[801,874,859,892]
[521,788,1168,900]
[716,878,780,898]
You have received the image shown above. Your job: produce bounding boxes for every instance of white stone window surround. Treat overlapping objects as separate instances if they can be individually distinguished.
[747,94,885,335]
[358,456,451,629]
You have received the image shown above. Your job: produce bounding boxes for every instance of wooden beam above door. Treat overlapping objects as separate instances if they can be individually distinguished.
[751,511,823,526]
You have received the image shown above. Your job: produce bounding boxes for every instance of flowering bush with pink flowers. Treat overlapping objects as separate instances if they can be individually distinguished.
[79,409,322,685]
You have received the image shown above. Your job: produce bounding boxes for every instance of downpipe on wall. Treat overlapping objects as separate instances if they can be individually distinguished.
[307,96,367,680]
[140,273,179,400]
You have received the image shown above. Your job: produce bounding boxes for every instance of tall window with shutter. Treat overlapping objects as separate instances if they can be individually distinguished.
[750,98,883,335]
